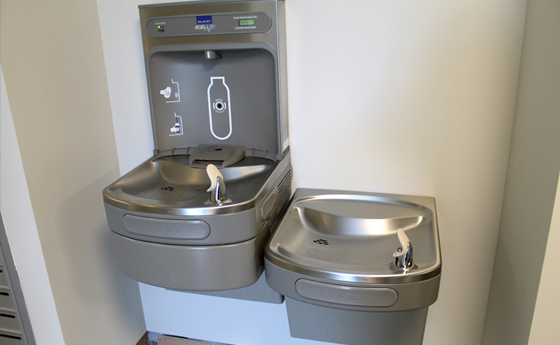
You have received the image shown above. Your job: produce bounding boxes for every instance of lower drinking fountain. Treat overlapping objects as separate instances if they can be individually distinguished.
[264,188,442,345]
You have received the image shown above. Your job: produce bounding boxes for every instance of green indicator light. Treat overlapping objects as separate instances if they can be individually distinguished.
[239,19,255,26]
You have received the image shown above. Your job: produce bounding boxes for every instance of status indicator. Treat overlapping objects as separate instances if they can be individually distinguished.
[239,19,255,26]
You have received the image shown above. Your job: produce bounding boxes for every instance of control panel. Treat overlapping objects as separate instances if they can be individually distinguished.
[147,12,271,37]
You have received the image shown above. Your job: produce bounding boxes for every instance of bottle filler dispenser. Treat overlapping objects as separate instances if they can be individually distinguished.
[103,0,292,291]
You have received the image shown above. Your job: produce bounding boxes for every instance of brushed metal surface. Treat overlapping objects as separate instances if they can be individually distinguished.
[295,279,398,308]
[103,155,285,216]
[265,189,441,285]
[123,215,210,240]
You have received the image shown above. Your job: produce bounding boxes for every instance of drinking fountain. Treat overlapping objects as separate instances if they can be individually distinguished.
[101,2,443,343]
[264,188,442,344]
[103,0,292,293]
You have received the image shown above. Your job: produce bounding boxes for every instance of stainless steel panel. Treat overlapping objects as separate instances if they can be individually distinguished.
[111,224,268,291]
[146,12,272,37]
[103,0,292,292]
[286,298,428,345]
[265,189,441,285]
[139,1,281,55]
[259,188,277,221]
[295,279,398,308]
[139,0,289,156]
[103,155,287,216]
[123,215,210,240]
[265,256,440,312]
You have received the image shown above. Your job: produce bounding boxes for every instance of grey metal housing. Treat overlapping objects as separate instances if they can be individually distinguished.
[264,188,442,344]
[265,188,442,312]
[105,155,292,290]
[286,298,429,345]
[139,0,289,156]
[102,0,293,292]
[0,212,36,345]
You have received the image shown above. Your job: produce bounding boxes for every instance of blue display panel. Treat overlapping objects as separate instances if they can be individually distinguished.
[196,16,212,24]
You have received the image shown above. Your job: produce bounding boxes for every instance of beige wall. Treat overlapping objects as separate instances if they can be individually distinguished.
[482,0,560,343]
[101,1,527,344]
[1,67,65,345]
[0,0,145,344]
[528,172,560,345]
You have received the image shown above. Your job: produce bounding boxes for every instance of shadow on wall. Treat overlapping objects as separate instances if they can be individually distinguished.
[54,167,145,333]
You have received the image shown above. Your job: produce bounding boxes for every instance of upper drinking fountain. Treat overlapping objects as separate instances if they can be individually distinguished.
[103,0,292,291]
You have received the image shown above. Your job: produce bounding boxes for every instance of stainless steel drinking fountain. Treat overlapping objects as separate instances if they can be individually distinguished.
[264,188,442,345]
[103,0,292,293]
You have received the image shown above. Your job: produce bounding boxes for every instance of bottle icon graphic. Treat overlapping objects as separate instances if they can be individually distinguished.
[207,77,232,140]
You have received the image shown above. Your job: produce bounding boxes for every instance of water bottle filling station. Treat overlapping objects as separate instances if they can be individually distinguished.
[103,0,292,292]
[102,1,442,344]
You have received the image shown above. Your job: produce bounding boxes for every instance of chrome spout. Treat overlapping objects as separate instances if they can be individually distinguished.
[204,50,222,60]
[206,164,228,205]
[210,175,227,205]
[393,228,414,269]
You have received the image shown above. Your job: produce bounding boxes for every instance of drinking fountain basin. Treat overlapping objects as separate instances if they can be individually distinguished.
[105,155,279,216]
[264,188,441,312]
[103,152,292,291]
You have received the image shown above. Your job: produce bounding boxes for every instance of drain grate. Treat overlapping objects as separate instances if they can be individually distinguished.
[161,186,174,191]
[313,239,329,245]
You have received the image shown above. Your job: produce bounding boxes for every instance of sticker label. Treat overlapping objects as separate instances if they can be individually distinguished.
[196,16,212,24]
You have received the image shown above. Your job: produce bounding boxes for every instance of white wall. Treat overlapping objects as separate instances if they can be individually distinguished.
[97,0,527,344]
[96,0,155,174]
[1,67,66,345]
[1,0,146,344]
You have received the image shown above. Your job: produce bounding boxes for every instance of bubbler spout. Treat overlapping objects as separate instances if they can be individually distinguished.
[206,164,228,205]
[204,50,222,60]
[393,228,414,269]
